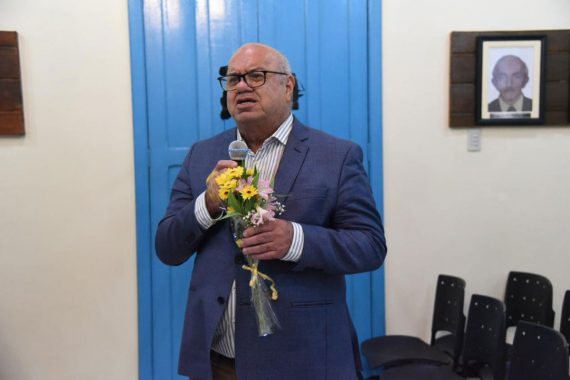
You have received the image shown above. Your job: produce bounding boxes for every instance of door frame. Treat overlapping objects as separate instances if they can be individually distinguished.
[127,0,154,377]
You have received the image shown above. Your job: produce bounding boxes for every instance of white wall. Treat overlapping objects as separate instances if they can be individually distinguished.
[0,1,138,379]
[383,0,570,339]
[1,0,568,377]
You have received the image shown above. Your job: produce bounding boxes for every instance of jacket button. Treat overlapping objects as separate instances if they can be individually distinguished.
[234,255,245,265]
[217,297,225,305]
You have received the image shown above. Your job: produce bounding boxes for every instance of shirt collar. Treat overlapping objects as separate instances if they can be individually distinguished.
[499,95,524,112]
[236,113,293,147]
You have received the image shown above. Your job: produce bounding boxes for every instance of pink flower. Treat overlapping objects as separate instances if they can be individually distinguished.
[257,179,273,200]
[251,206,275,226]
[235,176,253,192]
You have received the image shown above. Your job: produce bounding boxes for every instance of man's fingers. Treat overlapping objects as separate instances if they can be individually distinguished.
[206,160,238,185]
[243,223,271,238]
[206,171,217,184]
[204,160,238,217]
[240,231,271,248]
[214,160,238,172]
[242,242,273,255]
[240,220,293,260]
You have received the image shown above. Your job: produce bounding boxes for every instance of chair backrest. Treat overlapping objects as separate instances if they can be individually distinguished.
[430,274,466,362]
[504,271,555,328]
[508,321,569,380]
[561,290,570,345]
[461,294,506,380]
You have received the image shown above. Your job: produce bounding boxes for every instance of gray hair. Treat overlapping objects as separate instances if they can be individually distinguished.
[275,51,292,74]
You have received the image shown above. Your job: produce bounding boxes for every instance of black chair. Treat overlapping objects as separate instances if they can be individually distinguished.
[508,321,569,380]
[379,294,506,380]
[362,275,466,370]
[561,290,570,345]
[504,271,555,360]
[378,363,463,380]
[505,271,555,329]
[458,294,506,380]
[431,276,467,364]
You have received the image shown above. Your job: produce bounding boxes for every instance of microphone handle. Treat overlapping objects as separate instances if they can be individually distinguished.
[234,159,244,167]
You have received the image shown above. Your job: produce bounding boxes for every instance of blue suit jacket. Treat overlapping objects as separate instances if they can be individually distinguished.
[155,118,387,380]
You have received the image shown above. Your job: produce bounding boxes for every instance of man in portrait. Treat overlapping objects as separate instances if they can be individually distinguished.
[488,54,532,113]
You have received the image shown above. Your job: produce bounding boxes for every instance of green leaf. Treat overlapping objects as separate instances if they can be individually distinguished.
[252,170,260,187]
[219,211,243,221]
[246,197,256,213]
[228,191,242,214]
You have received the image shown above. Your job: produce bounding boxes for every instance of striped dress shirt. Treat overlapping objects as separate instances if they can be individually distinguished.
[194,113,304,358]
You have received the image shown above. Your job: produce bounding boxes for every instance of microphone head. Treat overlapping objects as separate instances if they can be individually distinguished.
[228,140,248,161]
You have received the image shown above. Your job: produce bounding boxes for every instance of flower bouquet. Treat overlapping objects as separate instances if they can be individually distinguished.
[215,166,285,336]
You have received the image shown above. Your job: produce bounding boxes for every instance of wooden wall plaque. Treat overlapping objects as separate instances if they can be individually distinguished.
[450,30,570,127]
[0,31,25,135]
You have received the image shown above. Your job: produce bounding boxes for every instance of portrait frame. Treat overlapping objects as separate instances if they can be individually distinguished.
[476,35,546,126]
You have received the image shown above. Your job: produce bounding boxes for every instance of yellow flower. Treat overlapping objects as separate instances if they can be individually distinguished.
[239,184,258,200]
[218,188,230,200]
[246,168,255,176]
[221,179,237,190]
[215,172,231,186]
[227,166,244,178]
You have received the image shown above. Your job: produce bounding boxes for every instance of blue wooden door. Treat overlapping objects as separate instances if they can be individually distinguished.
[128,0,384,379]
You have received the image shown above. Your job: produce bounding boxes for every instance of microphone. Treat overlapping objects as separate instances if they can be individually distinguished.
[228,140,248,167]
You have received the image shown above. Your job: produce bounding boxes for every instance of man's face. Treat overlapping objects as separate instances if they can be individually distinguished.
[491,57,529,104]
[226,46,294,127]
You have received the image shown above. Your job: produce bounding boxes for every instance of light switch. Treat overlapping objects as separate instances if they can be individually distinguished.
[467,128,481,152]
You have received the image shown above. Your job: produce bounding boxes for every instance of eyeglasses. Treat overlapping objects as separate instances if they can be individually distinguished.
[218,70,289,91]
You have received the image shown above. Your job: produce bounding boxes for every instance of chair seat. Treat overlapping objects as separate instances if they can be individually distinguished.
[361,335,453,369]
[380,363,463,380]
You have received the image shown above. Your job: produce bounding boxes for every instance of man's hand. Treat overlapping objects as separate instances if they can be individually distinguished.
[205,160,237,217]
[240,220,293,260]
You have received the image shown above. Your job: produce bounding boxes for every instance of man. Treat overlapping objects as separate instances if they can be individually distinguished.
[155,43,387,380]
[488,55,532,113]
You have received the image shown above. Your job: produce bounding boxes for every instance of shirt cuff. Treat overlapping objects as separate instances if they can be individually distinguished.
[281,222,304,262]
[195,192,223,230]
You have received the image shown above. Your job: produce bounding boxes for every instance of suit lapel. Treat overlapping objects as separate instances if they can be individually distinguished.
[274,118,309,198]
[216,128,237,160]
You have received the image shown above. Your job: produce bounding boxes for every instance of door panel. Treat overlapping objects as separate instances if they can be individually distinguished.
[129,1,384,379]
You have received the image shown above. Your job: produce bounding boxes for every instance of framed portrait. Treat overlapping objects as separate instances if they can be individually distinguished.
[476,35,546,125]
